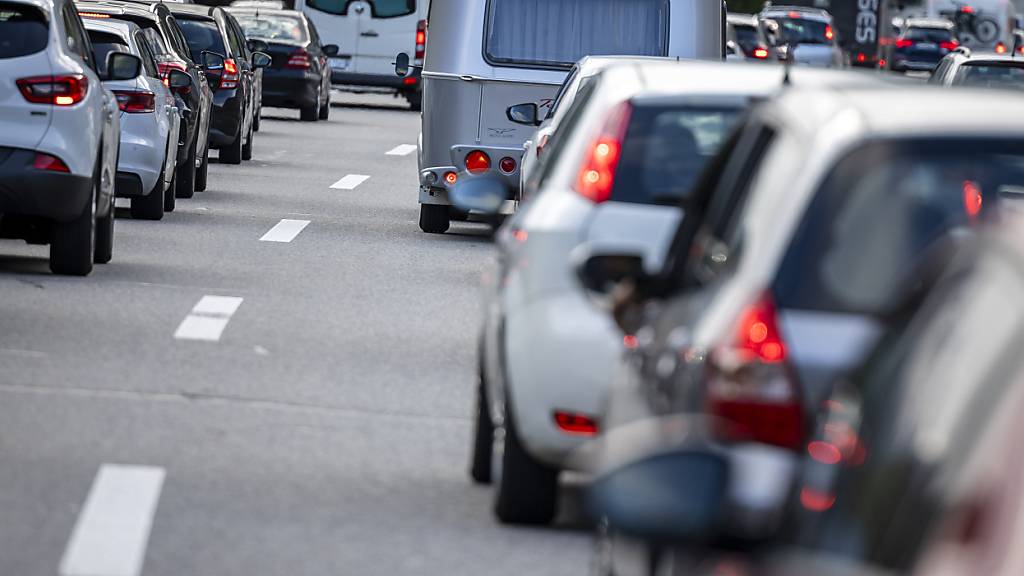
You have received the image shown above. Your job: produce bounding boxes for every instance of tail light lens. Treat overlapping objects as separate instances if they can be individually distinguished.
[996,41,1008,54]
[287,50,311,70]
[414,19,427,64]
[895,39,914,49]
[113,90,156,113]
[17,75,88,106]
[824,24,834,41]
[705,293,803,450]
[553,411,598,436]
[157,61,189,91]
[219,58,239,89]
[752,46,770,59]
[499,156,517,174]
[32,152,70,173]
[465,150,491,174]
[574,101,631,203]
[940,40,959,51]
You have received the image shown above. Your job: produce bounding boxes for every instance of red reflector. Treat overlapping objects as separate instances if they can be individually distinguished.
[443,171,458,185]
[752,47,769,59]
[574,101,631,203]
[17,75,88,106]
[800,487,836,512]
[33,153,70,173]
[808,440,843,465]
[499,156,516,174]
[553,411,598,436]
[114,90,156,113]
[465,150,490,174]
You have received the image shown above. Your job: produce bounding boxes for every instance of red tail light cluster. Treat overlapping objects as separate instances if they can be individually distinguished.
[414,19,427,64]
[465,150,491,174]
[995,41,1008,54]
[705,294,804,450]
[895,39,914,49]
[287,50,311,69]
[17,75,88,106]
[940,40,959,51]
[824,24,834,41]
[113,90,156,113]
[553,411,598,436]
[219,58,240,89]
[157,61,189,92]
[499,156,517,174]
[574,101,632,203]
[32,152,70,173]
[752,46,770,59]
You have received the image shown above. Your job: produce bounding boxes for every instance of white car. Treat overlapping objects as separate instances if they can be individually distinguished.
[0,0,135,275]
[760,6,845,68]
[469,60,874,525]
[84,18,181,221]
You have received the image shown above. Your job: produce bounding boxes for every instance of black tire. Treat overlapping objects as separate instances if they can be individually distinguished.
[406,89,422,112]
[130,179,164,221]
[318,93,330,120]
[300,88,320,122]
[94,192,114,264]
[164,168,176,213]
[176,135,197,198]
[419,203,450,234]
[50,176,96,276]
[195,143,209,192]
[470,362,494,484]
[494,397,559,525]
[241,123,254,161]
[220,125,243,165]
[253,106,261,132]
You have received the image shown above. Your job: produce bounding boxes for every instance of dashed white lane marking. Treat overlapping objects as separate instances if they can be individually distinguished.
[260,219,310,243]
[174,295,244,342]
[385,144,417,156]
[330,174,370,190]
[60,464,166,576]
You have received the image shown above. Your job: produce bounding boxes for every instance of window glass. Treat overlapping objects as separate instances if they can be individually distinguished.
[953,61,1024,89]
[485,0,669,68]
[533,76,598,189]
[904,27,955,43]
[775,139,1024,314]
[234,13,308,42]
[772,17,832,45]
[134,31,161,77]
[547,66,578,120]
[63,4,92,64]
[223,17,245,57]
[177,19,227,60]
[732,23,762,53]
[306,0,415,18]
[141,26,174,61]
[87,30,130,77]
[0,2,48,59]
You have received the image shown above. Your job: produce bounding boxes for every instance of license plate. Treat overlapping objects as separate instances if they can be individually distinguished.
[329,57,351,71]
[918,42,937,50]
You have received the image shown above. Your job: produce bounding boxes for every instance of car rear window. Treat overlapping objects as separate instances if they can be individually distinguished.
[306,0,414,18]
[0,2,48,59]
[954,62,1024,89]
[234,13,307,42]
[775,139,1024,314]
[485,0,669,68]
[904,27,954,43]
[87,30,131,77]
[732,23,761,52]
[177,18,226,60]
[610,104,743,205]
[771,16,832,45]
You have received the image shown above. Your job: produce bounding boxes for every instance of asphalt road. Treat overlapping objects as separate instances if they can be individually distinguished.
[0,93,591,575]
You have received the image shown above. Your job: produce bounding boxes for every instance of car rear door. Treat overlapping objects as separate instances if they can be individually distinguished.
[0,1,53,150]
[347,0,418,75]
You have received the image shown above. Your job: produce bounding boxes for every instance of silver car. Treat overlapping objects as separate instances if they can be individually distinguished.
[761,5,845,68]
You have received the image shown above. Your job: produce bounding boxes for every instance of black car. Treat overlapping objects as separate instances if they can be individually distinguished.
[886,18,959,73]
[229,8,337,122]
[166,4,269,164]
[77,0,214,206]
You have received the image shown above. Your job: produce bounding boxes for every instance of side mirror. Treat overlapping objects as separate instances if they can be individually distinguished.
[167,69,191,91]
[248,39,268,53]
[323,44,340,57]
[506,102,540,126]
[394,52,410,77]
[251,51,271,69]
[574,248,647,297]
[104,52,142,81]
[201,50,225,71]
[448,173,506,215]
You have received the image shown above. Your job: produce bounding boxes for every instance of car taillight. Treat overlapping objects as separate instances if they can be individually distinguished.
[157,61,189,90]
[705,293,803,450]
[553,411,598,436]
[17,75,88,106]
[287,50,311,69]
[414,19,427,64]
[220,58,239,89]
[113,90,156,113]
[895,39,914,49]
[995,41,1008,54]
[499,157,517,174]
[752,46,770,59]
[32,152,70,173]
[465,150,490,174]
[574,101,631,203]
[824,24,834,41]
[940,40,959,51]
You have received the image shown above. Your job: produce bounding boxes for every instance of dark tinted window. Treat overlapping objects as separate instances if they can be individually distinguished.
[953,61,1024,89]
[177,19,226,60]
[140,26,174,61]
[773,17,832,45]
[904,26,954,43]
[87,30,130,77]
[485,0,669,68]
[775,139,1024,314]
[306,0,414,18]
[133,30,160,77]
[732,23,761,52]
[235,13,307,42]
[612,105,743,205]
[0,3,47,59]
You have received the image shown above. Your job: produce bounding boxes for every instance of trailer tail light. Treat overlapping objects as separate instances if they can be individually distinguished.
[113,90,156,113]
[499,157,517,174]
[17,75,88,106]
[705,293,803,450]
[465,150,490,174]
[414,19,427,65]
[287,50,311,70]
[574,101,632,204]
[32,152,70,173]
[443,171,458,185]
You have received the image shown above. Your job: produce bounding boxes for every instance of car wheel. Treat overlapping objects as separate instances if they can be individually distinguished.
[470,359,494,484]
[93,192,114,264]
[300,87,320,122]
[418,204,450,234]
[493,395,559,525]
[195,143,210,192]
[253,106,261,132]
[164,167,177,213]
[131,179,164,221]
[318,91,330,120]
[176,135,198,197]
[406,89,422,112]
[50,173,96,276]
[241,122,254,161]
[220,124,243,165]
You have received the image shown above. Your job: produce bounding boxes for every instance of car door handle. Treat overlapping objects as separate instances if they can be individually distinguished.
[360,30,379,37]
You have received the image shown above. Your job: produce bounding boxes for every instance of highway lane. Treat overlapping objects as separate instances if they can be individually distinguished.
[0,94,591,575]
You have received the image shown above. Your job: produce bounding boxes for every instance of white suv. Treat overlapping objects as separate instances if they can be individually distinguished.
[0,0,133,275]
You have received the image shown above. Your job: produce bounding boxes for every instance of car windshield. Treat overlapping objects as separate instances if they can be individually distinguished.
[0,2,48,59]
[904,27,955,43]
[86,30,131,77]
[773,17,832,45]
[775,139,1024,314]
[176,19,226,61]
[305,0,414,18]
[485,0,669,68]
[954,62,1024,89]
[234,13,307,42]
[611,105,744,205]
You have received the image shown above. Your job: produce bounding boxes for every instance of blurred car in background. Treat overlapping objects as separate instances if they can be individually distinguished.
[580,85,1024,575]
[0,0,129,275]
[727,13,773,62]
[229,7,336,122]
[760,6,844,68]
[930,48,1024,88]
[85,17,182,220]
[884,18,958,73]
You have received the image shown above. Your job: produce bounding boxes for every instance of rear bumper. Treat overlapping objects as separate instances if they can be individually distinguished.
[261,71,320,109]
[331,68,420,91]
[0,148,92,222]
[419,144,525,207]
[116,118,165,196]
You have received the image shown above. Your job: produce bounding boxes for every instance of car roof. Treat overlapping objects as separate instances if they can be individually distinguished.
[81,16,138,38]
[76,1,161,20]
[761,6,831,22]
[904,18,955,29]
[960,52,1024,64]
[576,55,677,78]
[164,3,217,18]
[227,7,305,18]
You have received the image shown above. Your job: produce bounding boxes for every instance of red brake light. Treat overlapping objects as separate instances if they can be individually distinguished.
[286,50,311,70]
[553,411,598,436]
[443,171,458,185]
[157,61,189,91]
[32,152,70,173]
[995,41,1008,54]
[113,90,155,113]
[940,40,959,51]
[963,180,983,219]
[856,52,867,63]
[824,24,834,41]
[219,58,240,89]
[465,150,491,174]
[17,75,88,106]
[752,46,770,59]
[415,19,427,63]
[705,293,803,450]
[574,101,631,204]
[895,39,914,49]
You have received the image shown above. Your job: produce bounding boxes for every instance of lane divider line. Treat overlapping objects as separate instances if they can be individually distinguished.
[385,144,417,156]
[260,219,310,243]
[330,174,370,190]
[59,464,166,576]
[174,295,244,342]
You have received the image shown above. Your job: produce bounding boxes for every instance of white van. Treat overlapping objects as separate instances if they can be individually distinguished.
[408,0,725,234]
[928,0,1016,51]
[294,0,428,109]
